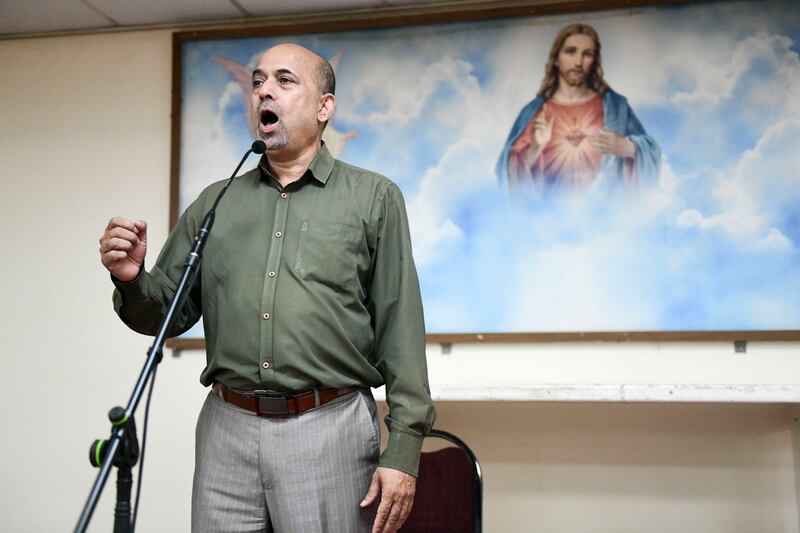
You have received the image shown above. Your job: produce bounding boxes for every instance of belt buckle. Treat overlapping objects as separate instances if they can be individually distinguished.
[255,391,289,416]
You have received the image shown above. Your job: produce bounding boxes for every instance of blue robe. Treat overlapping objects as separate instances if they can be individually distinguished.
[495,89,661,186]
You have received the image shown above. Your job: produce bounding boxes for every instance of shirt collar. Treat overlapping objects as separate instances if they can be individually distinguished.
[258,142,335,186]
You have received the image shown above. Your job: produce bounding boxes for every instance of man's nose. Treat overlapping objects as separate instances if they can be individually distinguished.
[256,80,276,100]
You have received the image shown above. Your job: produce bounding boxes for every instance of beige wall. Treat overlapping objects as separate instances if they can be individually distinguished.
[1,30,799,532]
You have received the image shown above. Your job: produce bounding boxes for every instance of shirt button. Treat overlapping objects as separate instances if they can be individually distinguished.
[262,312,270,320]
[268,271,276,278]
[281,192,288,199]
[274,231,282,238]
[262,361,270,369]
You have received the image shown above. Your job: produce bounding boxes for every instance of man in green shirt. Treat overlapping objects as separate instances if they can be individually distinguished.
[99,43,435,533]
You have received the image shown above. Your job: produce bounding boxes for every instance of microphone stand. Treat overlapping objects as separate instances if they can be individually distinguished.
[75,140,266,533]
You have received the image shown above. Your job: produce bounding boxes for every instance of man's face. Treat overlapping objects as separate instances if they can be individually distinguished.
[556,34,596,88]
[250,45,326,152]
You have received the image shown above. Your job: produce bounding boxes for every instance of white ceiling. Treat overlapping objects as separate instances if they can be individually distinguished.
[0,0,458,38]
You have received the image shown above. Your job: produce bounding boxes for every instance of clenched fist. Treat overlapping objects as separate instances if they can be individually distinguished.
[99,217,148,282]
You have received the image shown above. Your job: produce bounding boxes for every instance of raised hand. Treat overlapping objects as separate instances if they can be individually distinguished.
[531,108,555,151]
[99,217,147,282]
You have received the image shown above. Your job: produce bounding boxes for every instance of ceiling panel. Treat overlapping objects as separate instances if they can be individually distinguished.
[0,0,463,38]
[382,0,454,5]
[0,0,114,36]
[234,0,384,17]
[87,0,245,26]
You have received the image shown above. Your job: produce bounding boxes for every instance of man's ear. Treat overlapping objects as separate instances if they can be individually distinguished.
[318,93,336,123]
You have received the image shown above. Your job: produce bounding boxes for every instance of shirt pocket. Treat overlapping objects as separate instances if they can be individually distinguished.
[294,220,361,290]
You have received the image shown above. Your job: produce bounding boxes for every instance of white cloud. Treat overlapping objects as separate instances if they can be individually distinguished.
[638,156,682,214]
[733,118,800,197]
[676,209,717,230]
[663,115,800,255]
[343,56,475,126]
[755,228,793,251]
[180,83,246,213]
[217,81,241,115]
[712,119,800,240]
[499,193,664,331]
[668,34,785,106]
[602,15,800,113]
[407,139,491,266]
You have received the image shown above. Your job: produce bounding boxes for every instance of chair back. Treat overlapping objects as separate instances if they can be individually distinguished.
[401,429,482,532]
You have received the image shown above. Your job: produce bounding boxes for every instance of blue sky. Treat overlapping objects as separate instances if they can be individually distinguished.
[180,0,800,333]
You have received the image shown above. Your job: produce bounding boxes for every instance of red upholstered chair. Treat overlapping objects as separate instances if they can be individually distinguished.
[401,429,482,532]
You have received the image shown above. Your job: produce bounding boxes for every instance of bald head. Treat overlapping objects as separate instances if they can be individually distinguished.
[260,44,335,96]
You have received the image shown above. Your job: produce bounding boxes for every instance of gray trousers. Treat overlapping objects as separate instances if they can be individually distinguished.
[192,389,380,533]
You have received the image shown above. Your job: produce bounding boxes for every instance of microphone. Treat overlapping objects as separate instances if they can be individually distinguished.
[252,140,266,154]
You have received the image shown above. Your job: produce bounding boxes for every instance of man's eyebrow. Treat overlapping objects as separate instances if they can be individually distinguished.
[251,67,297,80]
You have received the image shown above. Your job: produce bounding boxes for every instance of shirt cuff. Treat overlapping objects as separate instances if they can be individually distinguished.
[111,266,149,312]
[378,426,424,477]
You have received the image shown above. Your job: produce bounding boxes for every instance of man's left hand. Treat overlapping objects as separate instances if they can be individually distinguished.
[360,466,416,533]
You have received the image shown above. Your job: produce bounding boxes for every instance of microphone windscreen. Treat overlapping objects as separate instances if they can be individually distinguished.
[251,140,267,154]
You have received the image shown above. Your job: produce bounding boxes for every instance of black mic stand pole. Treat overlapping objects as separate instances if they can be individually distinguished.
[75,140,266,533]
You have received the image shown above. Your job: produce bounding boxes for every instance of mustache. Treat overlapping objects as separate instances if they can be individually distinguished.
[257,100,283,114]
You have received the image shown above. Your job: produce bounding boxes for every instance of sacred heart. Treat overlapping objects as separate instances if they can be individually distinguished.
[565,133,586,147]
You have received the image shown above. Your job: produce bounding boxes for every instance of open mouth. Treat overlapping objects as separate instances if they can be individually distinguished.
[260,109,279,127]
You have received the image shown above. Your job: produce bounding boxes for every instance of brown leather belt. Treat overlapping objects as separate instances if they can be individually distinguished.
[213,382,360,417]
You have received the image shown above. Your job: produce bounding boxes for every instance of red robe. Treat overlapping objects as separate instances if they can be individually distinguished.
[508,95,604,187]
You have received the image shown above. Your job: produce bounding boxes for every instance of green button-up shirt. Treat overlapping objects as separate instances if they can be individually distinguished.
[113,144,436,476]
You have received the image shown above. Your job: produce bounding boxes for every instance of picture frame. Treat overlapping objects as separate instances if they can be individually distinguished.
[168,0,800,348]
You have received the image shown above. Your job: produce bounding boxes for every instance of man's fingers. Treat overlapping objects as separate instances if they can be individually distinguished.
[372,498,392,533]
[103,217,146,242]
[106,216,138,232]
[101,218,145,253]
[134,220,148,240]
[382,499,407,533]
[100,237,134,254]
[360,473,380,508]
[392,488,415,531]
[366,468,417,532]
[104,226,140,243]
[398,497,413,524]
[101,250,128,263]
[376,494,413,533]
